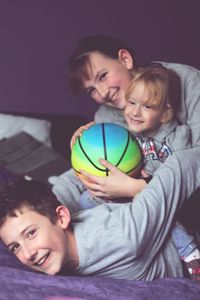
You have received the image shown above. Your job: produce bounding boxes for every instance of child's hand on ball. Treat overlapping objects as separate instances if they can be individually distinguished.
[79,159,146,199]
[70,121,95,149]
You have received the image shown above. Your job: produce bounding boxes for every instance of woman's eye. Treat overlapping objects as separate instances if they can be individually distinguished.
[99,72,107,81]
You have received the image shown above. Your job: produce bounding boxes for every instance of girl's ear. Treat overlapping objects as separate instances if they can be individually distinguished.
[160,104,174,123]
[118,49,134,70]
[56,206,71,229]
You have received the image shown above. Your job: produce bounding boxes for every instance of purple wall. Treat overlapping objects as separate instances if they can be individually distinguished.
[0,0,200,119]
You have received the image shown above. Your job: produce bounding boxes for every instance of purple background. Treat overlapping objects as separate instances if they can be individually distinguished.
[0,0,200,119]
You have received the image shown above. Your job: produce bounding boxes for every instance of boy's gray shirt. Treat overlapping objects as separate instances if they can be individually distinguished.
[72,147,200,280]
[52,62,200,212]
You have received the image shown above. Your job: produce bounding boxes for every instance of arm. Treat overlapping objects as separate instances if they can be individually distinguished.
[124,147,200,257]
[161,62,200,147]
[166,123,192,151]
[51,168,86,213]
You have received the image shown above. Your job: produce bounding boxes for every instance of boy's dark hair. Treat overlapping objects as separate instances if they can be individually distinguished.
[0,177,62,226]
[68,35,135,94]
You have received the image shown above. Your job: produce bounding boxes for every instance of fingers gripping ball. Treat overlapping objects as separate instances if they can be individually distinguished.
[71,123,142,177]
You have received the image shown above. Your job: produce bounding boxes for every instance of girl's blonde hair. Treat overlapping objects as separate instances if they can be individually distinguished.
[126,64,181,113]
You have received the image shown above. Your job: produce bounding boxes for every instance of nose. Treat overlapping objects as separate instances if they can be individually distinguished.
[132,104,142,116]
[97,84,109,100]
[22,244,37,262]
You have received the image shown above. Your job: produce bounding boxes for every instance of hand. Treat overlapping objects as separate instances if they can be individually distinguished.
[78,159,147,199]
[70,121,95,149]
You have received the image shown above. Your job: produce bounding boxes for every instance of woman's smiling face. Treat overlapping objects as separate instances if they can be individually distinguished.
[82,51,133,110]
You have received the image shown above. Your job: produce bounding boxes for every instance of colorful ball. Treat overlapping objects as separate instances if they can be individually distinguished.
[71,123,142,177]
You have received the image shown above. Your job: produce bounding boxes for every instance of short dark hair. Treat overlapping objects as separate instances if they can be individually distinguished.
[0,177,62,226]
[68,35,135,94]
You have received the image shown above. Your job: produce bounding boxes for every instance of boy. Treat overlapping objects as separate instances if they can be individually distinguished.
[1,147,200,280]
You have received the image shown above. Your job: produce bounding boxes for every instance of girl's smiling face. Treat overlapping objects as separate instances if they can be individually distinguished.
[124,81,167,137]
[82,51,134,110]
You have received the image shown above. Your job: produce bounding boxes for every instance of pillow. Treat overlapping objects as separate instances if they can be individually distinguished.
[0,113,51,146]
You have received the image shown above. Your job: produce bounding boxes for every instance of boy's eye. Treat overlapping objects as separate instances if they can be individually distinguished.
[9,243,20,254]
[99,72,107,81]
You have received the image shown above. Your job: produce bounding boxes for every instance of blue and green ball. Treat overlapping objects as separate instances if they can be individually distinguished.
[71,123,142,177]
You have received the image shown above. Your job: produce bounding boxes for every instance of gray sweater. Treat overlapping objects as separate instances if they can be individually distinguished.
[52,62,200,211]
[72,147,200,280]
[136,118,192,175]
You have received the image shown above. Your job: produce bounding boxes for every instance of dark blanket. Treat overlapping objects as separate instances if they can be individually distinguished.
[0,168,200,300]
[1,242,200,300]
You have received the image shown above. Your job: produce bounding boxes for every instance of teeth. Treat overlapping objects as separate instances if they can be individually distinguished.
[37,254,49,266]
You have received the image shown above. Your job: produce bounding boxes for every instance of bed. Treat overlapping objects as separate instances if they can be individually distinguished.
[1,241,200,300]
[0,112,200,300]
[0,112,87,183]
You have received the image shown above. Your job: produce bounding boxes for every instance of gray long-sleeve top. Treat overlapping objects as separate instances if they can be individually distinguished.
[72,147,200,280]
[136,119,192,175]
[52,62,200,211]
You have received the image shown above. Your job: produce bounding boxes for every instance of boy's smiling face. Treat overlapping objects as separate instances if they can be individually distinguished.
[0,205,78,275]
